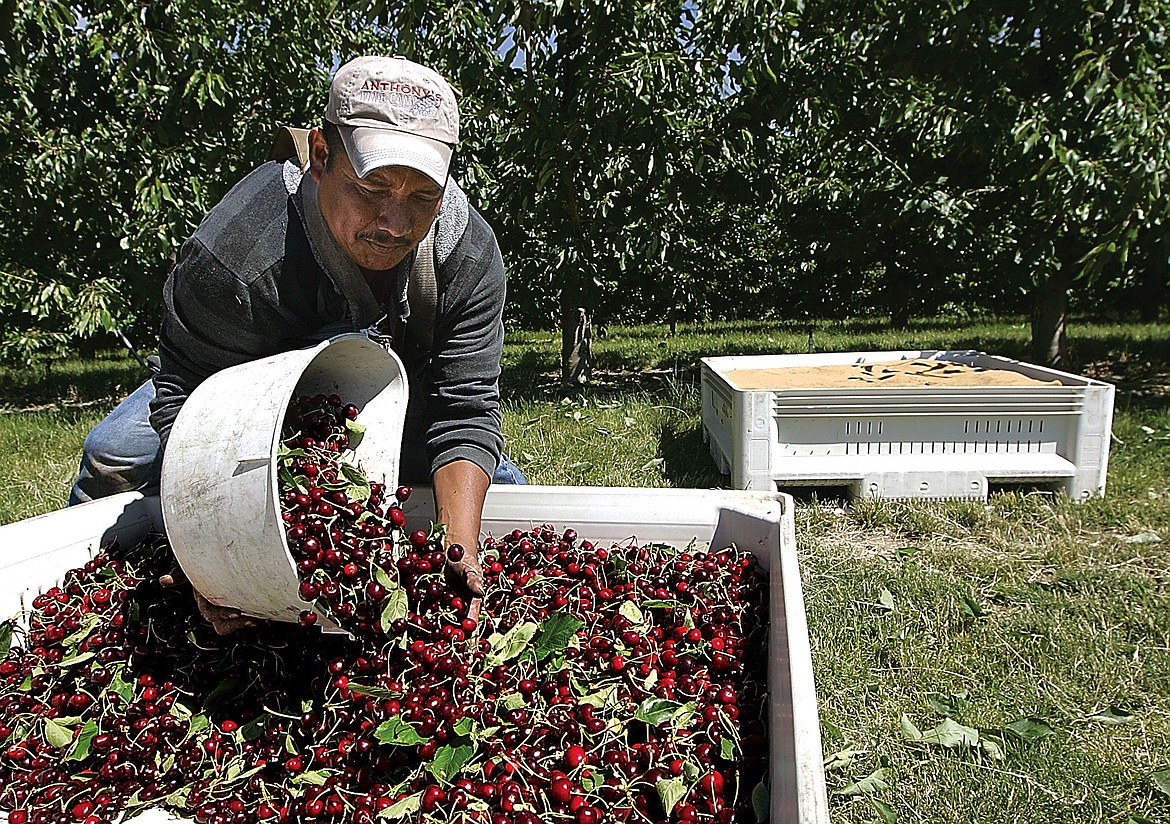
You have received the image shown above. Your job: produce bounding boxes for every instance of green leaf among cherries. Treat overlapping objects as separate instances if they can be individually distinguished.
[66,720,99,762]
[375,717,431,746]
[377,792,421,820]
[344,419,366,449]
[427,742,476,786]
[379,585,409,631]
[656,777,688,816]
[338,461,372,505]
[635,697,698,728]
[533,613,584,661]
[485,621,539,667]
[43,718,74,749]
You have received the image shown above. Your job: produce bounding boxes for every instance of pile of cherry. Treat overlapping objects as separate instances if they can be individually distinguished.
[0,393,770,824]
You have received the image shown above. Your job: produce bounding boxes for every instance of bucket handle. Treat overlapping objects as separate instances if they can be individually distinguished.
[363,319,394,352]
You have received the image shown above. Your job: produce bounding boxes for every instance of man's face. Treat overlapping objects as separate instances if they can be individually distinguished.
[309,129,444,273]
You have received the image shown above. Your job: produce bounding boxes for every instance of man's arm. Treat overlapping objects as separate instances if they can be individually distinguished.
[422,207,506,480]
[425,209,506,623]
[150,164,301,448]
[434,458,489,620]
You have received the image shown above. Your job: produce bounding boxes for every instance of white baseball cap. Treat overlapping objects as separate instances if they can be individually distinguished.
[326,56,459,186]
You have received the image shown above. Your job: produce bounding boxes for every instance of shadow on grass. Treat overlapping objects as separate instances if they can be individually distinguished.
[502,350,704,407]
[0,352,148,411]
[505,320,1170,412]
[15,321,1170,415]
[656,419,727,489]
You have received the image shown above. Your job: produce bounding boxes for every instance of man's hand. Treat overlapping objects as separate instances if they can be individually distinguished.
[443,542,485,621]
[159,568,258,635]
[433,459,491,625]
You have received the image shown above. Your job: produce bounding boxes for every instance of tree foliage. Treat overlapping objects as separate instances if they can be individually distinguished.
[0,0,384,363]
[720,0,1170,362]
[0,0,1167,368]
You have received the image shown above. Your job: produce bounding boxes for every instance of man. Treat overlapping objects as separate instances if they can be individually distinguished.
[70,55,523,631]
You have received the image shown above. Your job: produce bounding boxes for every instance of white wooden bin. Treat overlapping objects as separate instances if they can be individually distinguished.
[0,487,828,824]
[701,350,1115,500]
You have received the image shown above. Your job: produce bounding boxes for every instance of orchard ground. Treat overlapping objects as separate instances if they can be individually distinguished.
[2,316,1169,823]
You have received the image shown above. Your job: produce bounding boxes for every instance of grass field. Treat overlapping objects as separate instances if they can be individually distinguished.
[2,317,1169,823]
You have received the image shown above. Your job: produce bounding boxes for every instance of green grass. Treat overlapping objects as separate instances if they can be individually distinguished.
[3,317,1170,822]
[0,351,149,523]
[801,496,1170,823]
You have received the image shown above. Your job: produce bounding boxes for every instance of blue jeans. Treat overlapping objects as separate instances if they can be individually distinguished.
[69,379,162,505]
[69,379,526,505]
[492,453,527,484]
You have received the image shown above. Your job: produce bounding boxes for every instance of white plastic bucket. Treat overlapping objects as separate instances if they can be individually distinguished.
[159,334,408,629]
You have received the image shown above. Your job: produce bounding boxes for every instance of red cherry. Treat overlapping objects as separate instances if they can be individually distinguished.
[420,785,446,813]
[698,769,725,796]
[575,804,600,824]
[547,772,572,805]
[565,744,588,769]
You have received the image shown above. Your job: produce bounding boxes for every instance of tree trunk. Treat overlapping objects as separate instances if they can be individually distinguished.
[1136,253,1166,322]
[1137,293,1163,323]
[78,334,102,360]
[1030,270,1072,368]
[885,260,913,329]
[561,306,592,385]
[554,7,590,384]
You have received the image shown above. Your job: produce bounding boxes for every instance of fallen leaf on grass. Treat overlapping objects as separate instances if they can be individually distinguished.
[960,594,985,618]
[1086,706,1136,725]
[926,691,970,718]
[1122,532,1161,544]
[979,737,1006,761]
[901,713,1007,761]
[1150,769,1170,799]
[894,546,919,562]
[823,747,867,771]
[833,768,890,796]
[1004,717,1054,743]
[901,714,978,750]
[870,587,896,612]
[870,797,898,823]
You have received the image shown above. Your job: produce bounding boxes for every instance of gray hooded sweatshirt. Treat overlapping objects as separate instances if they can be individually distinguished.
[150,159,505,482]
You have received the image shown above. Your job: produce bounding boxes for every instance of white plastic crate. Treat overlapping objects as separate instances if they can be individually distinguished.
[0,487,828,824]
[701,350,1115,500]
